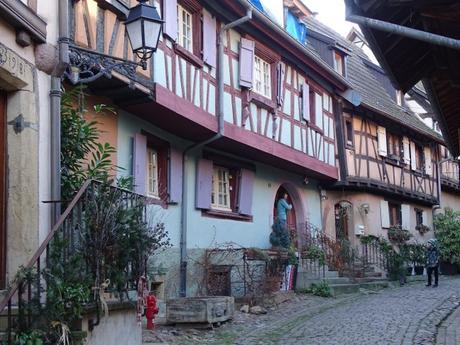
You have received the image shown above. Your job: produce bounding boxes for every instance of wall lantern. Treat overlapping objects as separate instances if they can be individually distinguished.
[65,0,163,84]
[125,0,164,70]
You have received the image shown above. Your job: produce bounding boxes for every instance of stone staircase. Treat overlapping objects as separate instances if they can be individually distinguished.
[296,265,389,296]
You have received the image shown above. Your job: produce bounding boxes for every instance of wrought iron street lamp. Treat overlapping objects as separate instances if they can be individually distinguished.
[125,0,164,70]
[65,0,163,84]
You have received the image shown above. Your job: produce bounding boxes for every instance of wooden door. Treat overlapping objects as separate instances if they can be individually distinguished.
[0,91,6,289]
[335,203,349,241]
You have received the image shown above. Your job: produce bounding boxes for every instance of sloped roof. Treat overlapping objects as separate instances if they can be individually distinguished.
[302,16,443,142]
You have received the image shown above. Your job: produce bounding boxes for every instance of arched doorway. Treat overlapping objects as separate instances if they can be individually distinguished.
[273,184,305,248]
[335,201,353,241]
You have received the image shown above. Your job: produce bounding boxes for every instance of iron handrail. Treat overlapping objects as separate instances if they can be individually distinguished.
[0,179,92,313]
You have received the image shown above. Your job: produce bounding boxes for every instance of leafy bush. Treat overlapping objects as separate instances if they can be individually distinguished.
[269,220,291,249]
[305,281,332,297]
[434,208,460,265]
[61,86,116,200]
[304,245,326,266]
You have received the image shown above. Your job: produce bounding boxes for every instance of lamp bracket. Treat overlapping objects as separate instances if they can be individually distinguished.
[64,45,147,85]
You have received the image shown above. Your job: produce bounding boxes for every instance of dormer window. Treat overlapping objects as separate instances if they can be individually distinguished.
[333,51,345,77]
[396,90,404,106]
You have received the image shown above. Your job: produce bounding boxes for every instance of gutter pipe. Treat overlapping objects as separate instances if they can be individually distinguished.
[50,0,70,222]
[178,7,252,297]
[433,156,453,232]
[346,13,460,52]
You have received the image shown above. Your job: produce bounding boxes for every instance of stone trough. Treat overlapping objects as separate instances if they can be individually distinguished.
[166,296,234,325]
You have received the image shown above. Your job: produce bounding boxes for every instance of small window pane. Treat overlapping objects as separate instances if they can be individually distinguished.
[253,56,271,98]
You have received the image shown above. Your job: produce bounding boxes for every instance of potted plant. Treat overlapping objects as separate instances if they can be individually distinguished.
[303,245,326,266]
[410,244,426,275]
[434,208,460,274]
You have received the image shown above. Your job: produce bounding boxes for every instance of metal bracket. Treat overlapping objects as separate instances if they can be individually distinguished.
[7,114,37,134]
[64,45,147,85]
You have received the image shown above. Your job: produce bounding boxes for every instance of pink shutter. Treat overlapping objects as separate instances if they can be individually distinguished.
[239,38,254,88]
[202,9,217,68]
[302,83,310,122]
[133,133,147,195]
[238,169,255,215]
[196,159,213,210]
[163,0,177,41]
[168,148,183,203]
[276,63,285,106]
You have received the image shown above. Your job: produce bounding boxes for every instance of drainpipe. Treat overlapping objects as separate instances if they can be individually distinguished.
[179,7,252,298]
[50,0,70,222]
[346,13,460,52]
[433,157,451,232]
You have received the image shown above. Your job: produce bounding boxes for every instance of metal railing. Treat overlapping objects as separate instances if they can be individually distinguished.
[301,229,392,279]
[0,180,147,344]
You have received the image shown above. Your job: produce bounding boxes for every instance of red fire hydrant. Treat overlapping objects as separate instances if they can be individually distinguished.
[145,293,159,330]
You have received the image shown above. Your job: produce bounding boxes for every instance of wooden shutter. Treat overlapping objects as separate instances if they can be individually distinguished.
[276,63,285,107]
[238,169,255,215]
[410,141,417,171]
[402,136,410,165]
[239,38,254,88]
[196,159,213,209]
[133,133,147,195]
[301,83,310,122]
[163,0,177,41]
[424,146,433,176]
[401,204,411,230]
[380,200,390,228]
[168,148,183,203]
[377,126,387,157]
[202,9,217,68]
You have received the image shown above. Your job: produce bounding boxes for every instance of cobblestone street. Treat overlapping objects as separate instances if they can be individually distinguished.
[145,277,460,345]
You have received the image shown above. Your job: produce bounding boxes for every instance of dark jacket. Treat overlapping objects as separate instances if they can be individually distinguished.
[426,246,440,268]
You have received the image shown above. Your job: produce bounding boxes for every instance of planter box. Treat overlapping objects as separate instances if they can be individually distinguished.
[414,266,424,275]
[166,296,234,324]
[440,262,459,275]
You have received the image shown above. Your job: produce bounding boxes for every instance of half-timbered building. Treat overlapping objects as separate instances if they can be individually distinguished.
[68,0,351,299]
[300,16,443,248]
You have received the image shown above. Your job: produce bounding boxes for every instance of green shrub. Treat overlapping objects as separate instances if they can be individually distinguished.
[310,281,332,297]
[304,245,326,266]
[269,220,291,249]
[434,208,460,265]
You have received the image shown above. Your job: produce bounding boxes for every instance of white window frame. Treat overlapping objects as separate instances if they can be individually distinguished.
[253,55,272,98]
[146,147,159,198]
[333,51,344,76]
[177,4,193,52]
[211,166,232,211]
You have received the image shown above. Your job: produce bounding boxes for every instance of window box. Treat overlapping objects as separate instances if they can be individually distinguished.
[202,209,253,222]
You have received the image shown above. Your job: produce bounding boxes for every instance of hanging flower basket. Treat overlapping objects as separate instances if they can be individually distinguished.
[387,226,412,244]
[415,224,431,235]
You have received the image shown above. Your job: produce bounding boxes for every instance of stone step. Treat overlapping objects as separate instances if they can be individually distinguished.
[324,270,339,278]
[329,281,389,296]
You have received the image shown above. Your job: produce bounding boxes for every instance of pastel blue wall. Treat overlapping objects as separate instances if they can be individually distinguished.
[117,110,323,250]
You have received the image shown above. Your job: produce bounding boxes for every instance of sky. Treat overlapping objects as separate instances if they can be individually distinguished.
[302,0,357,38]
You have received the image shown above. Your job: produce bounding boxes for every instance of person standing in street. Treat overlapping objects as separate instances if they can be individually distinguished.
[426,239,440,287]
